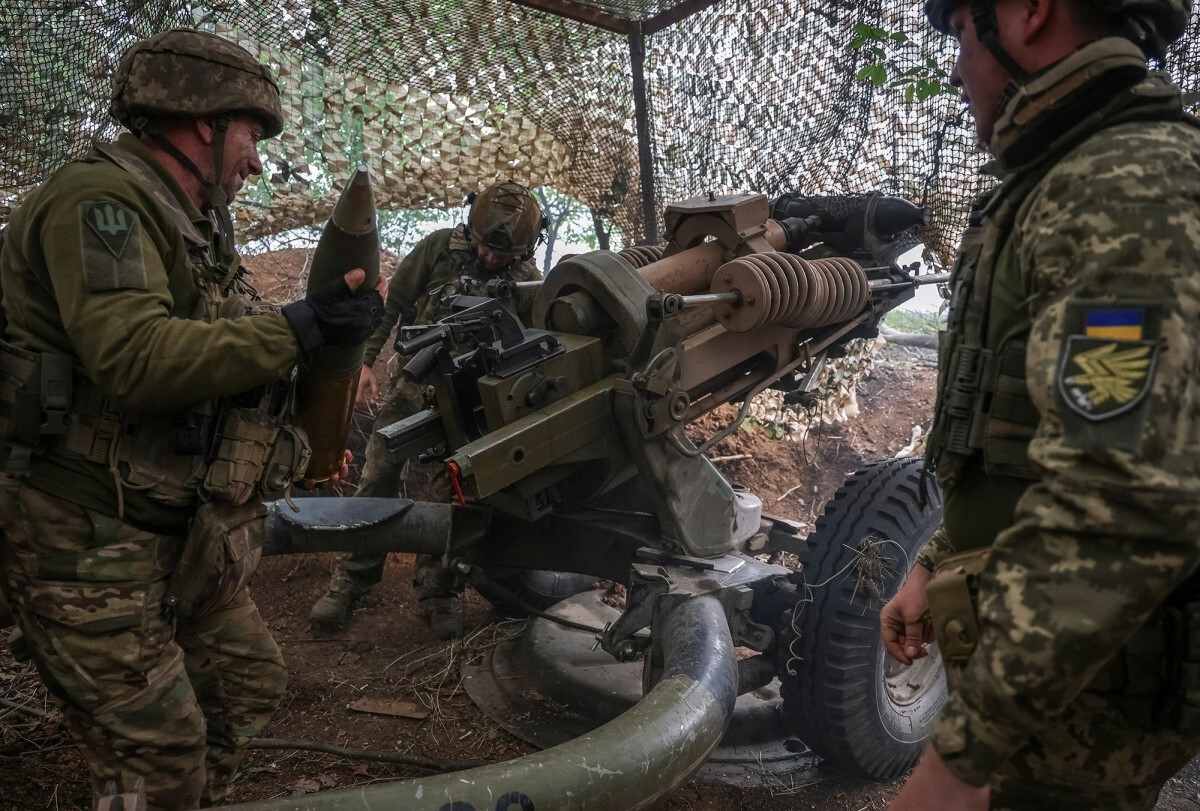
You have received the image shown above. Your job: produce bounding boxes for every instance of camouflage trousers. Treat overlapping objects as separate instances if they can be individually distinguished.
[0,482,286,810]
[988,686,1200,810]
[332,377,454,600]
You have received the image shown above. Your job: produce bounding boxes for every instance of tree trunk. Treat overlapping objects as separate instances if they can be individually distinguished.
[591,210,611,251]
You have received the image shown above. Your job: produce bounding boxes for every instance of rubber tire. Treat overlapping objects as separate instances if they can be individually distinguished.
[779,456,946,780]
[479,568,598,617]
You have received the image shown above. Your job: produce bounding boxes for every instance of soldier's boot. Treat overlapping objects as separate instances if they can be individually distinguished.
[414,556,463,639]
[310,552,387,629]
[421,596,464,640]
[6,627,31,662]
[309,583,371,630]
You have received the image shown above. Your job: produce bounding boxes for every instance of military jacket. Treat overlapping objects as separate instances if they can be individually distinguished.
[364,224,541,366]
[0,133,301,531]
[925,38,1200,784]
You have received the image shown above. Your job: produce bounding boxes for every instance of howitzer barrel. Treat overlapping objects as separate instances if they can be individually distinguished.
[770,192,932,236]
[292,165,380,480]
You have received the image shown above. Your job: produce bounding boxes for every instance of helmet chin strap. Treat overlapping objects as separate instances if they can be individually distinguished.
[137,113,241,287]
[971,0,1031,81]
[967,0,1035,131]
[204,115,243,288]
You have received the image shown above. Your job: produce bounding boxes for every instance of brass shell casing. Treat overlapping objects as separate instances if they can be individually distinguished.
[293,164,380,481]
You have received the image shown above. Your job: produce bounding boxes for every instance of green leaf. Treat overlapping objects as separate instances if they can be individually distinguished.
[889,31,909,43]
[905,84,917,103]
[852,23,888,40]
[916,80,942,102]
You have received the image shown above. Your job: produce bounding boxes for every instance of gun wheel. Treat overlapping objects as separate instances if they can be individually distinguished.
[778,456,946,780]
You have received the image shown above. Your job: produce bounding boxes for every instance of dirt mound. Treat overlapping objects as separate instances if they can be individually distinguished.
[240,247,402,306]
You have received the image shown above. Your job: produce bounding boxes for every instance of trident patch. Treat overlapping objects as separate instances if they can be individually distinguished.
[1058,338,1157,421]
[79,200,147,291]
[85,201,135,259]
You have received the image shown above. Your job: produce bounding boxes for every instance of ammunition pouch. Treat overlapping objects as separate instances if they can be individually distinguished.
[927,192,1041,487]
[168,499,267,618]
[929,340,1040,486]
[116,416,208,506]
[928,548,988,690]
[203,406,311,504]
[0,337,310,509]
[0,341,120,478]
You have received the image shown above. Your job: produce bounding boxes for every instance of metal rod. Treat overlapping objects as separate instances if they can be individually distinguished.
[227,595,737,810]
[629,22,658,245]
[644,0,724,35]
[868,272,951,291]
[678,291,741,308]
[502,0,629,33]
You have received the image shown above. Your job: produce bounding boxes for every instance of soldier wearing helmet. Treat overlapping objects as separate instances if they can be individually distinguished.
[877,1,1200,809]
[0,29,382,809]
[309,180,546,637]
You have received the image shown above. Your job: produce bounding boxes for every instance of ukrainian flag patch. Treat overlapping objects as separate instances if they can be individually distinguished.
[1057,300,1163,430]
[1084,308,1143,341]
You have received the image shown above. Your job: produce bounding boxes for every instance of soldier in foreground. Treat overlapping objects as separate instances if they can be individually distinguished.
[879,0,1199,808]
[309,181,545,637]
[0,30,383,809]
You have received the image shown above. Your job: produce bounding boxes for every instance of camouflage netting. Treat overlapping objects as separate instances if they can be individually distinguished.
[3,0,1199,262]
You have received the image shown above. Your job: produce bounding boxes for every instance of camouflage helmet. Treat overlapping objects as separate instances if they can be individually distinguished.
[110,28,284,137]
[467,182,546,259]
[924,0,1191,58]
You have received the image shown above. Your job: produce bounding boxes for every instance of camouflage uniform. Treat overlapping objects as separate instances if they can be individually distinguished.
[0,30,347,810]
[326,224,540,613]
[923,36,1200,808]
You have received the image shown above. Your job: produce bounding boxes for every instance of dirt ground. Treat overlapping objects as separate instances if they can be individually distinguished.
[2,250,1198,809]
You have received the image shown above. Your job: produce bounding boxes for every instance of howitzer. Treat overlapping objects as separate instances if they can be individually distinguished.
[250,191,947,810]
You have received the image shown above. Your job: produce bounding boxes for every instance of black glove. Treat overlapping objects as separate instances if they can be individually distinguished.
[282,275,384,353]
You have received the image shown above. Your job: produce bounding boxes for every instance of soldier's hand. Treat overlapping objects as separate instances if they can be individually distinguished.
[357,365,380,409]
[299,449,353,490]
[282,269,386,352]
[880,565,934,666]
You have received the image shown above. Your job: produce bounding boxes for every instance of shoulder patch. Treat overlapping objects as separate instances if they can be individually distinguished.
[1057,337,1157,420]
[84,201,135,258]
[78,201,147,291]
[1055,300,1165,453]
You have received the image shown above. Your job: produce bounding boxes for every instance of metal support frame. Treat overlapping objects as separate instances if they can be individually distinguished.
[505,0,629,32]
[497,0,723,247]
[629,21,658,245]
